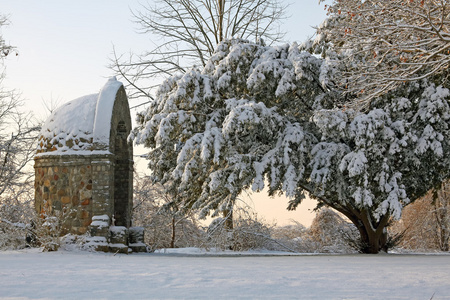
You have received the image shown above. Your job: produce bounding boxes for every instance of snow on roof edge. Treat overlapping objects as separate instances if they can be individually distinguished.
[92,77,124,145]
[35,150,113,158]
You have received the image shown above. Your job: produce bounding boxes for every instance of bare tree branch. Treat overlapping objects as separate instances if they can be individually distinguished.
[317,0,450,110]
[110,0,288,102]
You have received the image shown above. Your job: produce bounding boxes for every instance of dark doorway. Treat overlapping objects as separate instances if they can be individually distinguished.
[114,121,130,227]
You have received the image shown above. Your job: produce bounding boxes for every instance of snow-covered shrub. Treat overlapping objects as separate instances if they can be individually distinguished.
[29,201,83,252]
[0,221,28,250]
[206,208,275,251]
[58,234,89,251]
[232,213,274,251]
[308,208,358,253]
[0,195,35,250]
[271,212,359,254]
[271,221,317,253]
[33,212,65,252]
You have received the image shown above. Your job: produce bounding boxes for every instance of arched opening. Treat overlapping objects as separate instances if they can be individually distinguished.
[114,120,130,227]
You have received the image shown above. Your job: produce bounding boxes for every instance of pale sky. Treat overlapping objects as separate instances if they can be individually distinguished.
[2,0,329,227]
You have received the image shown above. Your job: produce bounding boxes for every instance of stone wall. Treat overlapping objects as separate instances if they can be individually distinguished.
[34,154,114,235]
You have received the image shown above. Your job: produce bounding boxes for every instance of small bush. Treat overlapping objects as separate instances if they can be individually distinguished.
[0,220,28,250]
[308,208,359,253]
[0,197,34,250]
[206,208,277,251]
[272,221,318,253]
[272,208,359,253]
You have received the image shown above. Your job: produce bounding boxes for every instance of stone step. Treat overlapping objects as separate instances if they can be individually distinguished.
[85,222,147,253]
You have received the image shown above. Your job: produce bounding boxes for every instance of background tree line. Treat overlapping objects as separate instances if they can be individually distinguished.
[0,0,449,253]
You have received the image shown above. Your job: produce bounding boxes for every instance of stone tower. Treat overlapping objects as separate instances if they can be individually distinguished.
[34,77,145,252]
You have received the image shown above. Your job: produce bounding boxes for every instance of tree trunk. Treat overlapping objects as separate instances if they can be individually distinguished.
[217,0,224,42]
[223,208,233,231]
[222,208,233,250]
[356,223,388,254]
[170,217,176,248]
[440,231,449,252]
[335,207,390,254]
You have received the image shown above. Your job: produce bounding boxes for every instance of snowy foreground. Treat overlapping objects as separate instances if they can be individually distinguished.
[1,249,449,300]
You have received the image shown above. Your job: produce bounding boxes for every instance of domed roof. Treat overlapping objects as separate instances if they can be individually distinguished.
[36,77,125,155]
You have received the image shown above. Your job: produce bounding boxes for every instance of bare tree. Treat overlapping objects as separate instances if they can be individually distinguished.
[0,14,39,249]
[317,0,450,109]
[0,95,38,201]
[133,173,204,251]
[433,181,450,251]
[111,0,287,103]
[0,15,17,59]
[392,180,449,252]
[391,196,437,251]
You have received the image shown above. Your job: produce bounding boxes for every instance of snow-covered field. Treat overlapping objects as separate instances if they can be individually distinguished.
[0,249,449,300]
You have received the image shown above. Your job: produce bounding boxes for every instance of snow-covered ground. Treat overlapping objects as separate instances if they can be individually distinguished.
[1,249,449,299]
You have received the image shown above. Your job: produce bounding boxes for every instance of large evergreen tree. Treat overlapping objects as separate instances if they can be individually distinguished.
[132,39,450,253]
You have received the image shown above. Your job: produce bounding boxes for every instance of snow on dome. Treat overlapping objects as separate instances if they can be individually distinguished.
[36,77,124,155]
